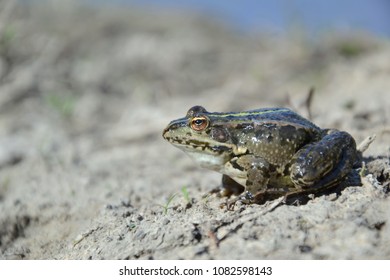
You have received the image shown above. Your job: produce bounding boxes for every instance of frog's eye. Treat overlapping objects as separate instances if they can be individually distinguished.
[186,105,207,118]
[190,116,209,131]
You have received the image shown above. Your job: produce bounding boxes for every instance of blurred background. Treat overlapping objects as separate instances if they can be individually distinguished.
[99,0,390,36]
[0,0,388,160]
[1,0,389,172]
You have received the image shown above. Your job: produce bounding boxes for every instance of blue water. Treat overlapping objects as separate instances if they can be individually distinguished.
[90,0,390,37]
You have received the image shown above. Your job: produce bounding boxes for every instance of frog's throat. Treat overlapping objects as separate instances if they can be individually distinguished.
[186,150,228,171]
[174,142,246,172]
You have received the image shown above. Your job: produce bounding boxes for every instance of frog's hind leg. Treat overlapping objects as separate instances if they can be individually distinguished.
[290,129,359,192]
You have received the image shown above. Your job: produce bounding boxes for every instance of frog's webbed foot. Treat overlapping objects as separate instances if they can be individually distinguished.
[282,190,315,205]
[222,191,254,210]
[252,190,289,204]
[224,190,291,210]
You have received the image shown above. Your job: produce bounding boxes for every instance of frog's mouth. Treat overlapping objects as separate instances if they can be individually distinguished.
[168,138,232,154]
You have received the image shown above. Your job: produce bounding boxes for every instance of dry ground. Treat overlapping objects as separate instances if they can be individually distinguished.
[0,2,390,259]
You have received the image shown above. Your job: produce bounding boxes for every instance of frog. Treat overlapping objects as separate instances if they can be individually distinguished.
[162,105,361,205]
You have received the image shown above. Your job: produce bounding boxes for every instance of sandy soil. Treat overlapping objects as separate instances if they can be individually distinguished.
[1,2,390,259]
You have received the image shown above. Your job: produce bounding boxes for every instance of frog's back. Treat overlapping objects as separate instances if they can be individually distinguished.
[227,108,321,166]
[247,108,320,130]
[207,107,318,130]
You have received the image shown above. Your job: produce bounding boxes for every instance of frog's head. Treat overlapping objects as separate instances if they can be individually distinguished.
[163,106,240,170]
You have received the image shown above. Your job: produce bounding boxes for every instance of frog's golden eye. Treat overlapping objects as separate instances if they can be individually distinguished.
[190,116,209,131]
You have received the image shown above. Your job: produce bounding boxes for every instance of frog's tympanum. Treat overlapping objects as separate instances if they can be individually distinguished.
[163,106,360,204]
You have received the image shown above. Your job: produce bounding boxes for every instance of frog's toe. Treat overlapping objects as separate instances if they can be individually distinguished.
[220,192,254,210]
[224,197,240,210]
[235,191,255,204]
[219,196,239,210]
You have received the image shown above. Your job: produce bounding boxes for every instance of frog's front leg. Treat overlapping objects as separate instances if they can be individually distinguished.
[290,129,358,191]
[228,155,271,203]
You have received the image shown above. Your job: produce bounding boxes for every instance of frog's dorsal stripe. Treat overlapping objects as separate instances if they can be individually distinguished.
[207,108,290,118]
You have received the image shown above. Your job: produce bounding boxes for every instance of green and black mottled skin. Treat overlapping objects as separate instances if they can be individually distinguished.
[163,105,360,204]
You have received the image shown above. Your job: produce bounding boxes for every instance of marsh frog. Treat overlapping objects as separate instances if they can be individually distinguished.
[163,106,360,204]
